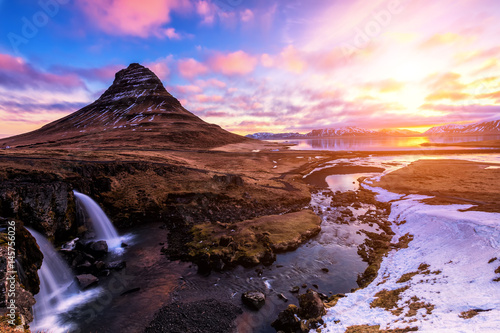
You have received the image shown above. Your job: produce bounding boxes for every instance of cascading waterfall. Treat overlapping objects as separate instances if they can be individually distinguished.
[73,190,121,248]
[26,227,79,332]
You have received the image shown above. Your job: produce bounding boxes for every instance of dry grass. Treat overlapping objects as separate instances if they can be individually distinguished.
[374,159,500,213]
[370,286,409,315]
[459,310,479,319]
[187,210,321,265]
[345,324,418,332]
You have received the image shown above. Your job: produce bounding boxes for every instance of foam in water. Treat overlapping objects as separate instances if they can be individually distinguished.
[27,228,100,333]
[73,190,121,248]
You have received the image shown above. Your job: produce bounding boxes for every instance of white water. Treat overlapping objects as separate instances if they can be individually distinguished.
[73,190,121,248]
[27,228,77,323]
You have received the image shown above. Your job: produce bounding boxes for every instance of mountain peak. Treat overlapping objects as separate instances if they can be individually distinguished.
[1,64,246,149]
[97,63,172,104]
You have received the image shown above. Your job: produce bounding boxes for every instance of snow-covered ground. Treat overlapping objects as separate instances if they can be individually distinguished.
[321,187,500,332]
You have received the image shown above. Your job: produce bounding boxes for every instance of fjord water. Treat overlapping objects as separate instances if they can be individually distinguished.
[73,191,121,248]
[278,135,500,151]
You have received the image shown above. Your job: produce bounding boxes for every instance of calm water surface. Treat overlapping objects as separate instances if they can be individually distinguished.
[274,135,500,151]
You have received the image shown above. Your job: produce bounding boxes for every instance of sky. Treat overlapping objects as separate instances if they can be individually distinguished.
[1,0,500,137]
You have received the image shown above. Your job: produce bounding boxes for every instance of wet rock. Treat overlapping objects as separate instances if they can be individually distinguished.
[298,289,326,319]
[75,261,92,274]
[93,260,106,271]
[241,290,266,310]
[121,242,128,247]
[278,293,288,302]
[271,304,303,333]
[76,274,99,289]
[321,267,329,273]
[87,240,108,258]
[290,286,300,293]
[107,260,126,270]
[301,284,307,288]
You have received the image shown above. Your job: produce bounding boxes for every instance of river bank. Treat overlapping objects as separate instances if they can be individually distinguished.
[322,159,500,332]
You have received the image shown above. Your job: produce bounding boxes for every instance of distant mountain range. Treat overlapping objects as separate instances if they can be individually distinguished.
[423,119,500,136]
[247,119,500,140]
[246,127,420,140]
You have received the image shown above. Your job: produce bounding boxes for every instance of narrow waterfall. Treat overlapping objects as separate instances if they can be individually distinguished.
[26,228,78,331]
[73,190,121,248]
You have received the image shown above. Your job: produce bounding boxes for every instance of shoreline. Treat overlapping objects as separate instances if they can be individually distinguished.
[320,158,500,332]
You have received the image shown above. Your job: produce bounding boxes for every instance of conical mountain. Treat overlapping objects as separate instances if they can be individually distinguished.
[1,63,247,149]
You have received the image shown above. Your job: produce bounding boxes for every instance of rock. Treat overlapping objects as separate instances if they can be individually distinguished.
[321,267,329,273]
[75,261,92,274]
[107,260,126,270]
[301,284,307,288]
[298,289,326,319]
[93,260,106,271]
[312,284,319,289]
[241,291,266,310]
[121,242,128,247]
[87,240,108,258]
[76,274,99,289]
[278,293,288,302]
[271,304,303,333]
[290,286,300,293]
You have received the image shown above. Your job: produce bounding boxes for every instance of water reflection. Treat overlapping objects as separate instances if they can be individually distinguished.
[275,135,500,151]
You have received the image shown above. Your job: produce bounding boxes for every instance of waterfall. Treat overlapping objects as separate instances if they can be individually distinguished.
[73,190,121,248]
[26,228,78,332]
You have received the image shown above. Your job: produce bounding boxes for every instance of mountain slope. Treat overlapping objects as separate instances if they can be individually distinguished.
[1,63,247,149]
[424,119,500,136]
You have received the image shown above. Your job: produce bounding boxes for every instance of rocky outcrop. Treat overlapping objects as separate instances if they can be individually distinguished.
[272,289,326,333]
[0,171,76,240]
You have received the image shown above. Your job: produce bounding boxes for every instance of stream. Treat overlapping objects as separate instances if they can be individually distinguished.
[29,151,500,333]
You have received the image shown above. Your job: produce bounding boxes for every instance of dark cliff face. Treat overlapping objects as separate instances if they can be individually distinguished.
[0,171,76,240]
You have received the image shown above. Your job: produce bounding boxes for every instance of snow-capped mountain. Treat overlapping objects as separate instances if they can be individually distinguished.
[424,119,500,136]
[307,126,378,137]
[378,128,420,136]
[246,132,305,140]
[0,63,246,149]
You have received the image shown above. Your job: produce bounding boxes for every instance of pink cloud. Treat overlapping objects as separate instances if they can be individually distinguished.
[175,85,203,94]
[194,94,223,102]
[0,53,84,91]
[196,0,217,25]
[195,78,227,89]
[240,9,254,23]
[178,58,210,79]
[208,51,258,76]
[163,27,182,40]
[77,0,192,38]
[146,56,174,80]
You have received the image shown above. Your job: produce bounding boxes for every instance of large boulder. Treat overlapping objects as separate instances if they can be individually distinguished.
[298,289,326,319]
[87,240,108,258]
[241,291,266,310]
[76,274,99,289]
[271,304,304,333]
